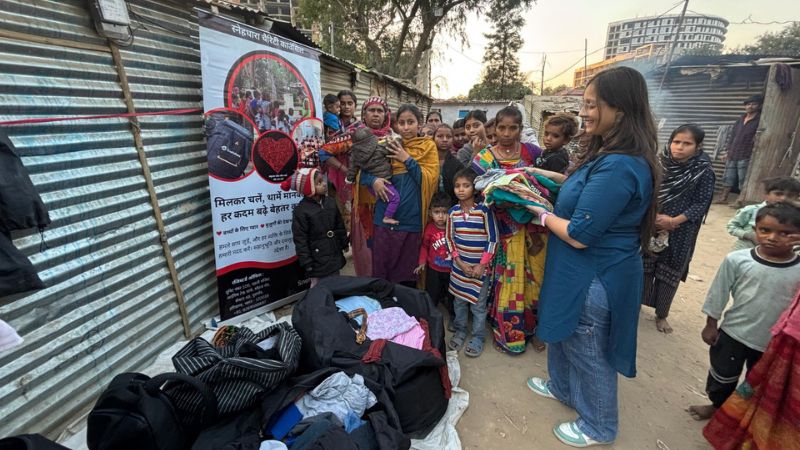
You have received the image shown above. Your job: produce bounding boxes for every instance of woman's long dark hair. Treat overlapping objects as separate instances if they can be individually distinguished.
[582,67,661,252]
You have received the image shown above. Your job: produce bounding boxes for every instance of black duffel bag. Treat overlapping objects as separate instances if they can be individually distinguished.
[87,372,218,450]
[169,322,301,417]
[0,434,71,450]
[192,367,410,450]
[292,276,450,439]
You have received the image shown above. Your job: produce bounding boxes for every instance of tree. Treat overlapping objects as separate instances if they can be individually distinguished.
[541,84,569,96]
[467,0,532,100]
[742,23,800,56]
[296,0,534,84]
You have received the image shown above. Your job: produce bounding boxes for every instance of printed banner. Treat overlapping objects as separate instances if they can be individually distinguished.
[198,10,323,320]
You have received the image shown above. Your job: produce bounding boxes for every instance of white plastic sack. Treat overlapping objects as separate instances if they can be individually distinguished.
[410,350,469,450]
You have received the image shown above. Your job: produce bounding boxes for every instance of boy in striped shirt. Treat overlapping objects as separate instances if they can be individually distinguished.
[446,169,498,357]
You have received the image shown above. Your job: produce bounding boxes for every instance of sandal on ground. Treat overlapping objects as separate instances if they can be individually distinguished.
[553,421,613,448]
[448,333,466,351]
[464,337,485,357]
[526,377,557,400]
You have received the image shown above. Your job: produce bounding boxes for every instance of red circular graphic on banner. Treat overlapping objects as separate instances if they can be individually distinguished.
[253,130,299,183]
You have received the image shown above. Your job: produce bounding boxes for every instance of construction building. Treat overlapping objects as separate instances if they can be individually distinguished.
[574,44,666,87]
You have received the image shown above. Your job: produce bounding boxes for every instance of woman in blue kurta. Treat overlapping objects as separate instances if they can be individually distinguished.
[524,67,660,447]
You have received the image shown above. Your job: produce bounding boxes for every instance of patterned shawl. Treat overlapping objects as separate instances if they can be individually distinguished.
[658,146,712,210]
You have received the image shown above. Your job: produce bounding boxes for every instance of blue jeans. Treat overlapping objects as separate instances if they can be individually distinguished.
[546,278,618,442]
[722,159,749,191]
[453,280,490,340]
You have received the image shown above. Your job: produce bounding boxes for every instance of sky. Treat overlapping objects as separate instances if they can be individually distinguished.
[430,0,799,98]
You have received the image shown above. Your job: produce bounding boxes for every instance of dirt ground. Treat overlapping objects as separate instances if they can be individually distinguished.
[341,204,739,449]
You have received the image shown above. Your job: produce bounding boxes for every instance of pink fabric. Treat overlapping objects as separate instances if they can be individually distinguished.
[771,288,800,340]
[366,307,424,350]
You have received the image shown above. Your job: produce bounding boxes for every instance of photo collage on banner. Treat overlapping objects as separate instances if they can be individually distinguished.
[198,10,324,320]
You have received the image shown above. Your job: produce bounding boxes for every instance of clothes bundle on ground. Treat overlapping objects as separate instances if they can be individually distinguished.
[75,276,452,450]
[293,276,451,439]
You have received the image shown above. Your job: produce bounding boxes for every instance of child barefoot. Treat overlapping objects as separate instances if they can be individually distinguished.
[689,202,800,421]
[415,193,456,330]
[727,177,800,251]
[346,127,402,225]
[283,168,349,287]
[446,169,498,357]
[537,113,578,174]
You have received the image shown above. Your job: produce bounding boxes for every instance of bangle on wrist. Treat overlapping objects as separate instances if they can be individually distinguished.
[539,211,552,227]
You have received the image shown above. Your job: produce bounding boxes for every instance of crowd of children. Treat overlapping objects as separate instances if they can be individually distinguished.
[281,92,800,448]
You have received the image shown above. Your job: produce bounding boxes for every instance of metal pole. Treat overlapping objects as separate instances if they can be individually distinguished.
[659,0,689,90]
[540,54,546,95]
[584,38,588,86]
[329,21,334,56]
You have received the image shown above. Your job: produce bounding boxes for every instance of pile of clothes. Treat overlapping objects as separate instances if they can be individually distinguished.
[335,296,426,351]
[475,168,558,226]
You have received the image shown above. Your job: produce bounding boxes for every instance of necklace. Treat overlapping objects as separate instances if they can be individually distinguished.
[755,247,798,264]
[496,144,518,159]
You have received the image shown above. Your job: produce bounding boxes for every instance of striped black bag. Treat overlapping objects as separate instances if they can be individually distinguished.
[168,322,301,419]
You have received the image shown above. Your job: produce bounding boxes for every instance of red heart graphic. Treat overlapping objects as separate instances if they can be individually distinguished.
[216,231,222,236]
[260,224,265,228]
[257,135,296,172]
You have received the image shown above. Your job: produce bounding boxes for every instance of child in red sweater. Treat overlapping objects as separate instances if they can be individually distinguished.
[415,193,455,328]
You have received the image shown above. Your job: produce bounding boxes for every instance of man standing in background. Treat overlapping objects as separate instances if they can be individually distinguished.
[715,95,763,206]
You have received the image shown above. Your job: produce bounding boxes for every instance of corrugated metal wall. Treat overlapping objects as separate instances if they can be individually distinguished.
[648,67,768,190]
[0,0,185,438]
[121,0,216,330]
[0,0,435,439]
[320,57,354,102]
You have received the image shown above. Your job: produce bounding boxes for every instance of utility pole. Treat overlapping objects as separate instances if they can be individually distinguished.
[540,53,546,96]
[329,21,334,56]
[659,0,689,90]
[584,38,588,87]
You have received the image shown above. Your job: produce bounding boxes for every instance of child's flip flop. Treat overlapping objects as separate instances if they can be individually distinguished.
[448,333,466,351]
[465,337,484,357]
